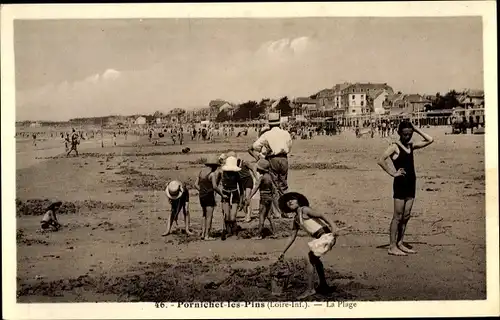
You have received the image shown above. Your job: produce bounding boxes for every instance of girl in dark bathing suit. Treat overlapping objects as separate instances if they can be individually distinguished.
[194,156,224,240]
[238,158,258,222]
[378,121,434,256]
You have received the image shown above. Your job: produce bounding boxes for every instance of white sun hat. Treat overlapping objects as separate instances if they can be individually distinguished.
[221,156,241,172]
[165,180,184,200]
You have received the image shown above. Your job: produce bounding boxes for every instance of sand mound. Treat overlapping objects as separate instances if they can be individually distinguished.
[17,257,356,302]
[290,163,353,170]
[16,199,132,216]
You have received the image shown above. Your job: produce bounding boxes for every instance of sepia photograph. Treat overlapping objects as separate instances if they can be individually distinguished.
[1,2,498,319]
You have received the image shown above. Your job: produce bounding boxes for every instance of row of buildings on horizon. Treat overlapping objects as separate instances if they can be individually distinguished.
[202,82,485,122]
[18,82,485,128]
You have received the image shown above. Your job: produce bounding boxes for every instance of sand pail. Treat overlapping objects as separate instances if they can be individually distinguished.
[271,274,290,296]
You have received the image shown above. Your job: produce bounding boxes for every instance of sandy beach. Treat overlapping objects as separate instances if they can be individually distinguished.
[15,127,486,302]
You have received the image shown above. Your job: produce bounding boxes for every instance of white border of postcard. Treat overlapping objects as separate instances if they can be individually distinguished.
[2,2,499,319]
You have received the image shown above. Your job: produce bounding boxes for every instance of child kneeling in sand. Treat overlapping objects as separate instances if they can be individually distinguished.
[278,192,344,300]
[246,159,274,239]
[163,180,193,236]
[40,201,62,231]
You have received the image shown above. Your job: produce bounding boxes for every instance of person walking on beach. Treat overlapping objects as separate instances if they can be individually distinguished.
[64,133,70,152]
[377,121,434,256]
[178,126,184,145]
[249,113,292,219]
[220,154,244,240]
[194,156,224,241]
[163,180,193,236]
[278,192,345,299]
[67,129,79,157]
[246,159,275,239]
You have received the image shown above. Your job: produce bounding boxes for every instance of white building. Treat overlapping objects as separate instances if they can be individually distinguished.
[135,116,147,125]
[371,90,391,115]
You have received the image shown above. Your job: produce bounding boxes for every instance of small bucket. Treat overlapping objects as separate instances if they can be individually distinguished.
[271,275,290,296]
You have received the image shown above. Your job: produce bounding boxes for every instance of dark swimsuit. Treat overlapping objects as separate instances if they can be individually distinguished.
[221,172,240,204]
[238,163,254,192]
[199,171,216,208]
[391,143,416,200]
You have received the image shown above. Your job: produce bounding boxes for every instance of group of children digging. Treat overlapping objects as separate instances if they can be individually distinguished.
[163,151,276,241]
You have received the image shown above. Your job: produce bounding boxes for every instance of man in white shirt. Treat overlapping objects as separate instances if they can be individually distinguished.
[249,113,292,217]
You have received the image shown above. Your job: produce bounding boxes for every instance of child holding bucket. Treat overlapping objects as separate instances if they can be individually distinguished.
[162,180,193,236]
[219,152,244,240]
[246,159,275,239]
[278,192,346,299]
[194,155,224,240]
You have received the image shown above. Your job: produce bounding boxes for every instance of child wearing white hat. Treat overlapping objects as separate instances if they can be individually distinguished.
[219,152,243,240]
[162,180,193,236]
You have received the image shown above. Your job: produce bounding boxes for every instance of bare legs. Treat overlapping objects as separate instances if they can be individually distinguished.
[388,198,416,256]
[298,251,328,299]
[255,201,274,239]
[243,188,252,222]
[221,202,230,240]
[162,202,192,236]
[201,206,215,240]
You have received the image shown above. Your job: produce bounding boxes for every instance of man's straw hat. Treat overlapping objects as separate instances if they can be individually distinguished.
[165,180,184,200]
[268,113,281,126]
[204,155,220,167]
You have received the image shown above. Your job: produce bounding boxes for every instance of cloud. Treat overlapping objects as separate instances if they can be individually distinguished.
[16,39,330,121]
[84,69,121,84]
[257,36,314,60]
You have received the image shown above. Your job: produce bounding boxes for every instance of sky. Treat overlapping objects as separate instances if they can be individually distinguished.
[14,17,483,121]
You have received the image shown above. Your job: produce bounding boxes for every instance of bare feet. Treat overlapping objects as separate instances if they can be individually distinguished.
[398,243,417,254]
[388,246,408,256]
[161,231,171,237]
[203,236,216,241]
[297,289,316,300]
[185,229,194,236]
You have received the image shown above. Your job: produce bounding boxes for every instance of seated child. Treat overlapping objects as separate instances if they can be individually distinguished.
[41,201,62,231]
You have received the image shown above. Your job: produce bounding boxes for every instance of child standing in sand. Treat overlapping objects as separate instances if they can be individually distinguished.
[278,192,344,299]
[237,158,258,223]
[194,156,224,241]
[163,180,193,236]
[219,153,244,240]
[246,159,275,239]
[40,201,62,231]
[377,121,434,256]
